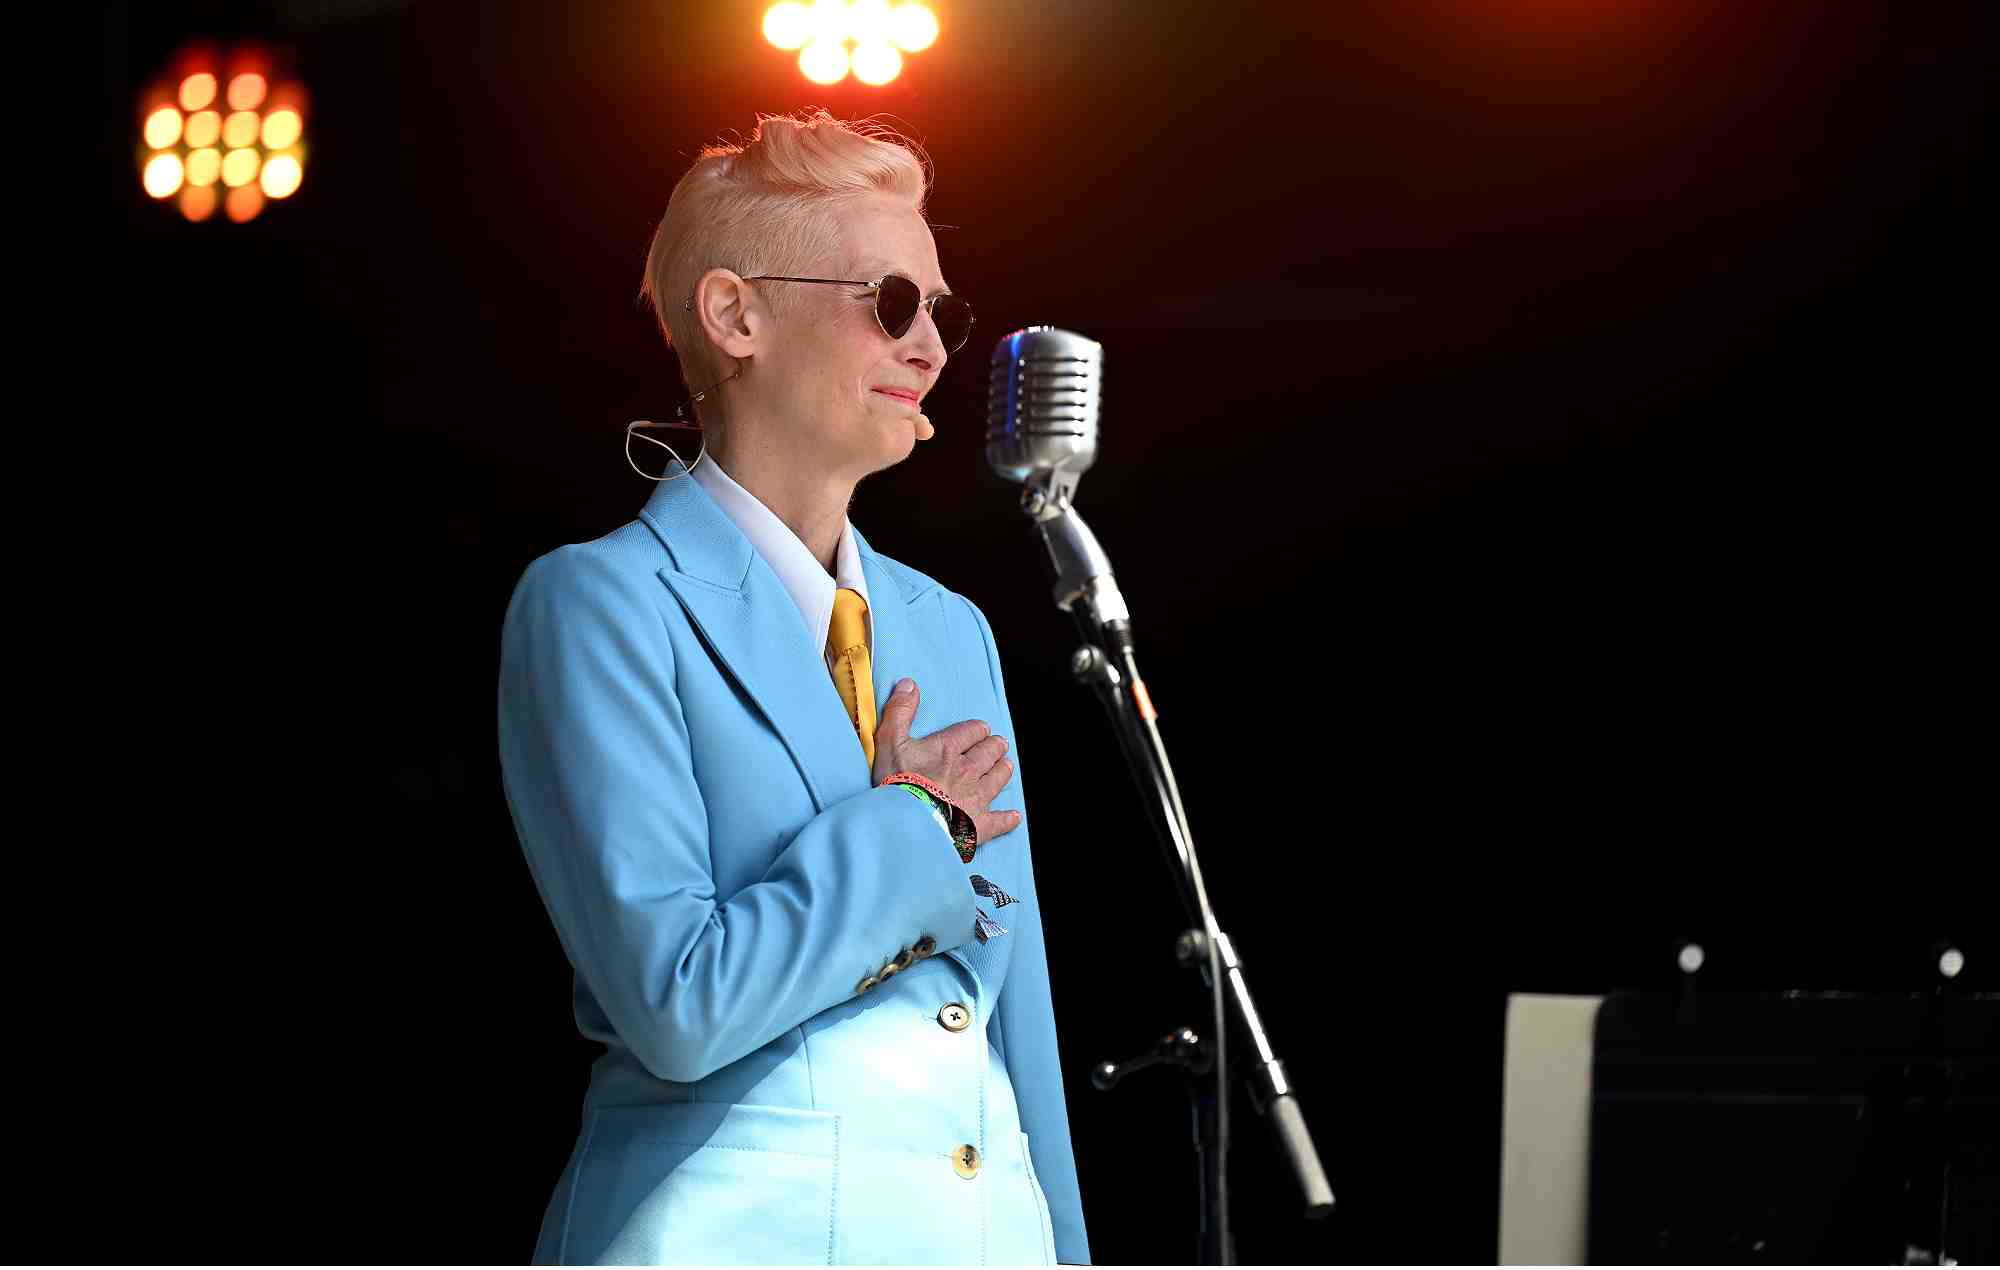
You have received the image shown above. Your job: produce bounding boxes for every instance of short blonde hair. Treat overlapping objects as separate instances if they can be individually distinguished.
[639,109,933,421]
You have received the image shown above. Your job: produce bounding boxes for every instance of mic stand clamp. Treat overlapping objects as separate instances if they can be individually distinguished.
[1176,929,1302,1119]
[1093,1025,1232,1263]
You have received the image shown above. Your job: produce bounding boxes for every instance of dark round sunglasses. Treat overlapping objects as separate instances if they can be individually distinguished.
[686,274,975,354]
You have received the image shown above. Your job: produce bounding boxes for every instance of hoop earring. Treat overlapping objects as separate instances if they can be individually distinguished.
[624,363,742,482]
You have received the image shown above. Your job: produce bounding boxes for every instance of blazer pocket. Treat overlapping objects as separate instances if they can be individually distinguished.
[578,1102,839,1266]
[1019,1130,1058,1265]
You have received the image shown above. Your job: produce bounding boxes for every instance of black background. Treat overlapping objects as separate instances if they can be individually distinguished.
[100,0,1988,1263]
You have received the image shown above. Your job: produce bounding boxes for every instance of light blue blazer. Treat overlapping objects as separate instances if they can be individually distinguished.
[498,459,1091,1265]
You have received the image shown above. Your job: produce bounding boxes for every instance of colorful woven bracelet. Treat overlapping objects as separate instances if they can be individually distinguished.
[895,782,940,810]
[881,770,980,862]
[896,784,948,844]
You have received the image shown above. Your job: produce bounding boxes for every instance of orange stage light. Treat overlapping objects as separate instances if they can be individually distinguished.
[765,1,937,84]
[849,0,892,42]
[178,73,217,112]
[764,2,811,49]
[225,184,265,223]
[260,153,303,199]
[851,40,902,85]
[222,110,261,149]
[139,47,306,219]
[184,147,222,187]
[143,153,185,198]
[807,0,847,43]
[889,3,938,53]
[800,39,850,84]
[221,147,261,188]
[144,106,184,150]
[184,109,221,149]
[261,108,302,150]
[179,184,218,222]
[226,72,267,112]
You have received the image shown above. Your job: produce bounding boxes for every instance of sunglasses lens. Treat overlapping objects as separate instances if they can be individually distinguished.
[934,297,974,353]
[875,277,975,353]
[875,275,920,339]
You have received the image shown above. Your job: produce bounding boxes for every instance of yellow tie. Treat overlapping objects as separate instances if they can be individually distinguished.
[828,587,876,767]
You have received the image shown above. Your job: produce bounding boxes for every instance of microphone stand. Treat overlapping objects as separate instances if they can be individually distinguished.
[1016,476,1336,1264]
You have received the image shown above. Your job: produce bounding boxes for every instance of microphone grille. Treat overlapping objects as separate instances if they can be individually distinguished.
[986,326,1103,440]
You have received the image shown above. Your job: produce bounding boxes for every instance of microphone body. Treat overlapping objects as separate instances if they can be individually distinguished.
[985,326,1133,653]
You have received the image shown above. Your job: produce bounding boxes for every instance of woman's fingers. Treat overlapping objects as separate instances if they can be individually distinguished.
[975,806,1023,844]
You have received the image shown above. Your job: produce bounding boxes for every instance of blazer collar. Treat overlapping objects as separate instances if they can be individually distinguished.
[637,458,946,812]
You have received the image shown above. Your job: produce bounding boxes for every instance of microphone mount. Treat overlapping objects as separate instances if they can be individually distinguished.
[1020,482,1132,656]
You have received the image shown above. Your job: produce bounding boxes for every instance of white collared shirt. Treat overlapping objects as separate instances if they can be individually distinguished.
[690,456,875,670]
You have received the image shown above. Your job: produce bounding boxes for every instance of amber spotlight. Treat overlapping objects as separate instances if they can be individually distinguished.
[184,148,222,187]
[225,184,265,223]
[141,43,309,220]
[144,106,184,150]
[226,72,267,112]
[179,73,217,112]
[183,110,221,149]
[261,109,302,151]
[179,184,218,222]
[764,0,938,85]
[143,153,185,199]
[260,153,303,199]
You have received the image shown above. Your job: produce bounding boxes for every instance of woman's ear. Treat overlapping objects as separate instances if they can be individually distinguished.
[692,269,761,361]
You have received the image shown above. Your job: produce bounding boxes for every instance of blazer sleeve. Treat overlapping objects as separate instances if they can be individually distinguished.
[497,544,983,1085]
[964,596,1093,1266]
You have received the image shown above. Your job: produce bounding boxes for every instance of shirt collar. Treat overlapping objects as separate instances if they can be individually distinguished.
[689,455,874,657]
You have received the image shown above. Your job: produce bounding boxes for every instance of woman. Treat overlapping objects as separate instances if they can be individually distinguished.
[498,109,1090,1265]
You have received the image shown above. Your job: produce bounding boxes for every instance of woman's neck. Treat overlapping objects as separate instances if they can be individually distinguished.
[706,438,852,576]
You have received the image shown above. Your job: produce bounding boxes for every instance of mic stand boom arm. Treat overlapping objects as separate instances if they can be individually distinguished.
[1017,479,1336,1265]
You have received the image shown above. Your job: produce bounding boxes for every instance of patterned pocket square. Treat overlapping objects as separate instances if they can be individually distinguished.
[969,874,1017,944]
[969,874,1016,908]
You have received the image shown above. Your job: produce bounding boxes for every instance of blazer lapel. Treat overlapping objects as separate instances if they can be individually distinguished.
[638,461,867,813]
[854,524,946,740]
[635,459,944,816]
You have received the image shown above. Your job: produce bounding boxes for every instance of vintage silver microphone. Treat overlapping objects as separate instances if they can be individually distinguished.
[983,326,1134,656]
[984,325,1335,1261]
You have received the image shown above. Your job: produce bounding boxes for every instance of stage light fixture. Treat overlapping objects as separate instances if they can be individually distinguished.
[261,108,302,150]
[143,152,184,199]
[222,110,260,149]
[763,0,938,84]
[179,73,216,112]
[139,45,308,223]
[226,72,267,112]
[185,110,221,149]
[808,0,847,43]
[225,184,264,223]
[1937,944,1964,980]
[144,106,183,150]
[185,147,221,187]
[800,39,850,84]
[850,0,892,41]
[261,153,303,199]
[179,184,217,222]
[889,3,937,51]
[764,2,811,49]
[852,40,901,85]
[221,147,261,188]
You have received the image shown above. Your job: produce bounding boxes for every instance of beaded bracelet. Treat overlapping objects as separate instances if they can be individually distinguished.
[881,770,980,863]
